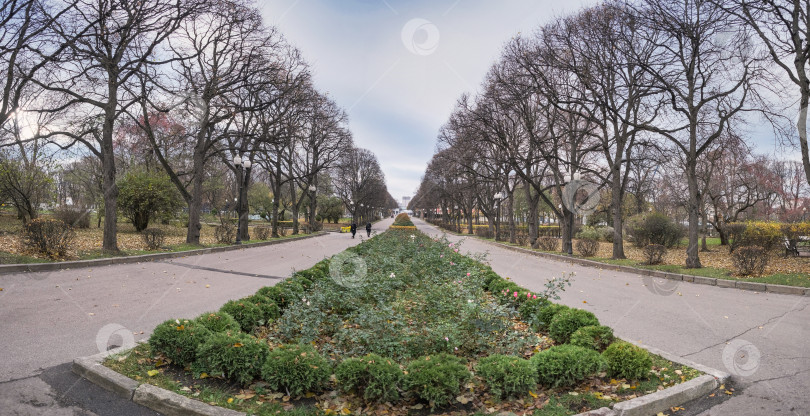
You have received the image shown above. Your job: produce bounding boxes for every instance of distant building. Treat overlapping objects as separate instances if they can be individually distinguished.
[400,196,411,210]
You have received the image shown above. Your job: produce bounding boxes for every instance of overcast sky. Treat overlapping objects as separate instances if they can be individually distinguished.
[256,0,793,203]
[257,0,600,201]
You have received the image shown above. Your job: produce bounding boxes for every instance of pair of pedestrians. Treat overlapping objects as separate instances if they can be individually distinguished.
[350,222,371,238]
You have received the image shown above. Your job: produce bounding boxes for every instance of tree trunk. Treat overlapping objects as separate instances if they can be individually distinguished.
[508,193,516,244]
[798,83,810,188]
[524,183,539,246]
[186,141,204,244]
[685,156,702,268]
[101,100,118,252]
[561,207,574,255]
[239,168,250,241]
[610,167,626,259]
[290,180,299,235]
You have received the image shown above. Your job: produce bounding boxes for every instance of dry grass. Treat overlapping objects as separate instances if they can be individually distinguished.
[0,212,277,260]
[588,240,809,275]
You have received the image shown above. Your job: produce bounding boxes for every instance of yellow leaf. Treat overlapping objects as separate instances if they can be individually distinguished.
[233,343,243,348]
[529,390,538,398]
[176,325,184,331]
[227,398,234,403]
[147,369,159,377]
[341,408,351,415]
[199,372,209,379]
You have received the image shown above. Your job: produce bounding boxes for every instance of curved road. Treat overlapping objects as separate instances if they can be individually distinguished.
[1,217,807,415]
[0,221,386,415]
[416,219,810,416]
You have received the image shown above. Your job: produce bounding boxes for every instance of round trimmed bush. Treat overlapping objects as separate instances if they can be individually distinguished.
[569,325,615,352]
[335,354,403,402]
[219,299,265,332]
[405,353,471,407]
[602,341,653,380]
[531,345,604,388]
[261,344,331,396]
[193,331,269,386]
[535,303,571,332]
[194,311,240,333]
[548,308,600,344]
[149,318,212,367]
[244,294,281,323]
[256,285,282,305]
[518,298,549,324]
[475,354,537,398]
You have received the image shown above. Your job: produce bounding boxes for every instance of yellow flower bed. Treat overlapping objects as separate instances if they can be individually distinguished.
[340,226,351,233]
[389,225,417,230]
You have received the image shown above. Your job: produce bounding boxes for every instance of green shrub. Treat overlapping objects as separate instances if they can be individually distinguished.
[219,299,265,332]
[626,212,684,248]
[141,228,165,250]
[53,206,90,229]
[531,345,604,388]
[117,170,183,232]
[194,311,241,333]
[244,294,281,323]
[549,308,600,344]
[475,354,537,398]
[21,218,75,259]
[575,226,602,241]
[405,353,471,407]
[261,344,331,396]
[602,341,653,380]
[335,354,403,402]
[214,221,236,244]
[517,297,548,322]
[569,325,614,352]
[536,303,571,332]
[643,244,666,265]
[193,331,269,386]
[575,238,599,257]
[149,318,212,367]
[254,226,270,240]
[732,246,769,276]
[256,285,282,305]
[729,221,782,252]
[534,237,560,251]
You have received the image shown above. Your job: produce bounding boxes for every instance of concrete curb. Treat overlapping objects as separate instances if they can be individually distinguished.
[0,232,326,274]
[470,235,810,297]
[75,340,728,416]
[72,346,246,415]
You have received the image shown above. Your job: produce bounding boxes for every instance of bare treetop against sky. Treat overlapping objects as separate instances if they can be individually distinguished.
[257,0,599,200]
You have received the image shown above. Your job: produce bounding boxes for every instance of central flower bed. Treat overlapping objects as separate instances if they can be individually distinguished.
[107,229,701,415]
[389,212,417,230]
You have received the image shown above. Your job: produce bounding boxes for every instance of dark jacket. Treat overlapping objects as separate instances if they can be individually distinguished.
[365,223,372,232]
[350,223,357,232]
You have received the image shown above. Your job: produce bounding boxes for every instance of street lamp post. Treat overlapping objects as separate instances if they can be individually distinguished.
[562,171,580,256]
[494,192,504,241]
[233,155,251,245]
[308,184,316,229]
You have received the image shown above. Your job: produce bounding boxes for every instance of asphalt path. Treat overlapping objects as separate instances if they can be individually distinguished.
[2,217,807,415]
[415,219,810,416]
[0,221,385,415]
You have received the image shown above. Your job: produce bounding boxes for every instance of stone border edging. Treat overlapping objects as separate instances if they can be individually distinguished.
[0,232,326,275]
[74,339,729,416]
[470,236,810,297]
[73,345,245,416]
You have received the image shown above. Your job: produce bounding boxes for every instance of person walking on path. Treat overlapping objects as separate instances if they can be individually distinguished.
[350,222,357,239]
[365,222,372,237]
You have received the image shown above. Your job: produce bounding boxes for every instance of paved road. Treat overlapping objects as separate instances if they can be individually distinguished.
[0,221,386,415]
[2,217,806,415]
[416,219,810,416]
